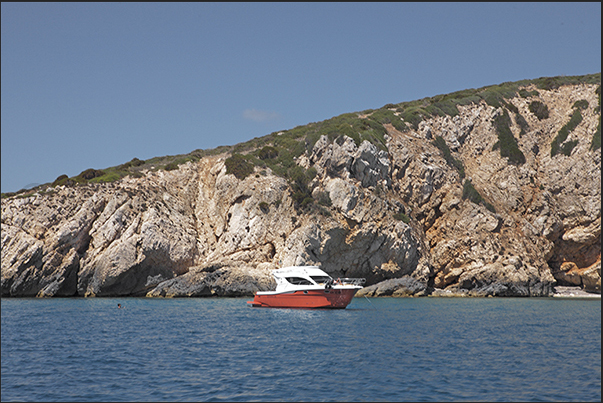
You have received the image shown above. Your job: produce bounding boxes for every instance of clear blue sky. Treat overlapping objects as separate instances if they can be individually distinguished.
[2,2,601,193]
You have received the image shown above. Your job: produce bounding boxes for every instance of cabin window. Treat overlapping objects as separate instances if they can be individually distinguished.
[310,276,332,284]
[285,277,314,285]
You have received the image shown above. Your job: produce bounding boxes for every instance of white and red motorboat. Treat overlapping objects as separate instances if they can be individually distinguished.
[247,265,365,309]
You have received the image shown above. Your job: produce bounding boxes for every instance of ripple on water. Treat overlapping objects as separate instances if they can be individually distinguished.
[1,297,600,402]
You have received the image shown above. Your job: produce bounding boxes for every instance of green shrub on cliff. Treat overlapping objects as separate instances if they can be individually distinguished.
[225,154,254,179]
[559,140,579,156]
[393,211,411,223]
[492,110,526,165]
[90,172,122,183]
[164,162,179,171]
[528,101,549,120]
[288,165,315,210]
[519,88,539,98]
[514,112,530,137]
[258,146,278,160]
[551,108,583,157]
[370,108,406,128]
[400,107,425,131]
[591,119,601,151]
[433,136,465,178]
[592,86,601,151]
[121,157,145,169]
[462,180,496,213]
[77,168,105,181]
[573,100,589,110]
[502,100,519,114]
[480,85,518,108]
[316,191,332,207]
[52,174,69,187]
[355,118,388,150]
[428,100,461,117]
[258,201,270,213]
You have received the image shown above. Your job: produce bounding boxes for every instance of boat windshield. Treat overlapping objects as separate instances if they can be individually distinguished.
[310,276,332,284]
[285,277,314,285]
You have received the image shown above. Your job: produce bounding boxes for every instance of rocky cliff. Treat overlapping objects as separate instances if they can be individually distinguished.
[2,75,600,297]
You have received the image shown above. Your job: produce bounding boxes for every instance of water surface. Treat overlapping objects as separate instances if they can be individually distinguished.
[1,297,600,401]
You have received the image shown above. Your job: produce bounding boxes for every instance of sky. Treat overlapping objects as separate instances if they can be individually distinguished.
[1,2,601,193]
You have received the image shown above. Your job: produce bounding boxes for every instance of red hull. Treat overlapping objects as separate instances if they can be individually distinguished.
[247,288,359,309]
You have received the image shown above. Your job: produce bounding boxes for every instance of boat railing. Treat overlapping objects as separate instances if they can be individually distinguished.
[336,278,366,286]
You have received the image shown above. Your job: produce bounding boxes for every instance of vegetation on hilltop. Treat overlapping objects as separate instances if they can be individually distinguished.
[2,73,600,201]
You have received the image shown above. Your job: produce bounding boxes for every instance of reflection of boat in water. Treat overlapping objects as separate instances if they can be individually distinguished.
[247,266,365,309]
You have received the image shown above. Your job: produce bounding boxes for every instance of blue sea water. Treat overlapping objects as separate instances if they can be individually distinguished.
[1,297,600,402]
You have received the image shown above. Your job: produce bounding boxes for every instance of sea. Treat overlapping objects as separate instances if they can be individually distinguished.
[1,297,600,402]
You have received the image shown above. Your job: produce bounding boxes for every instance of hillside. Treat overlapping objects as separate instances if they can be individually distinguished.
[1,73,600,297]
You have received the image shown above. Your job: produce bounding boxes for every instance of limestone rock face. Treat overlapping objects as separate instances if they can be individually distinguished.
[2,166,201,297]
[356,276,427,297]
[2,81,600,297]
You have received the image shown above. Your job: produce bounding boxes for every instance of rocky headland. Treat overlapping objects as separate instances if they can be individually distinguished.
[2,74,600,298]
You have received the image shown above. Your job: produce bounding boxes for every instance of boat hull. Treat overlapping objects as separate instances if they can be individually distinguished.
[247,288,359,309]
